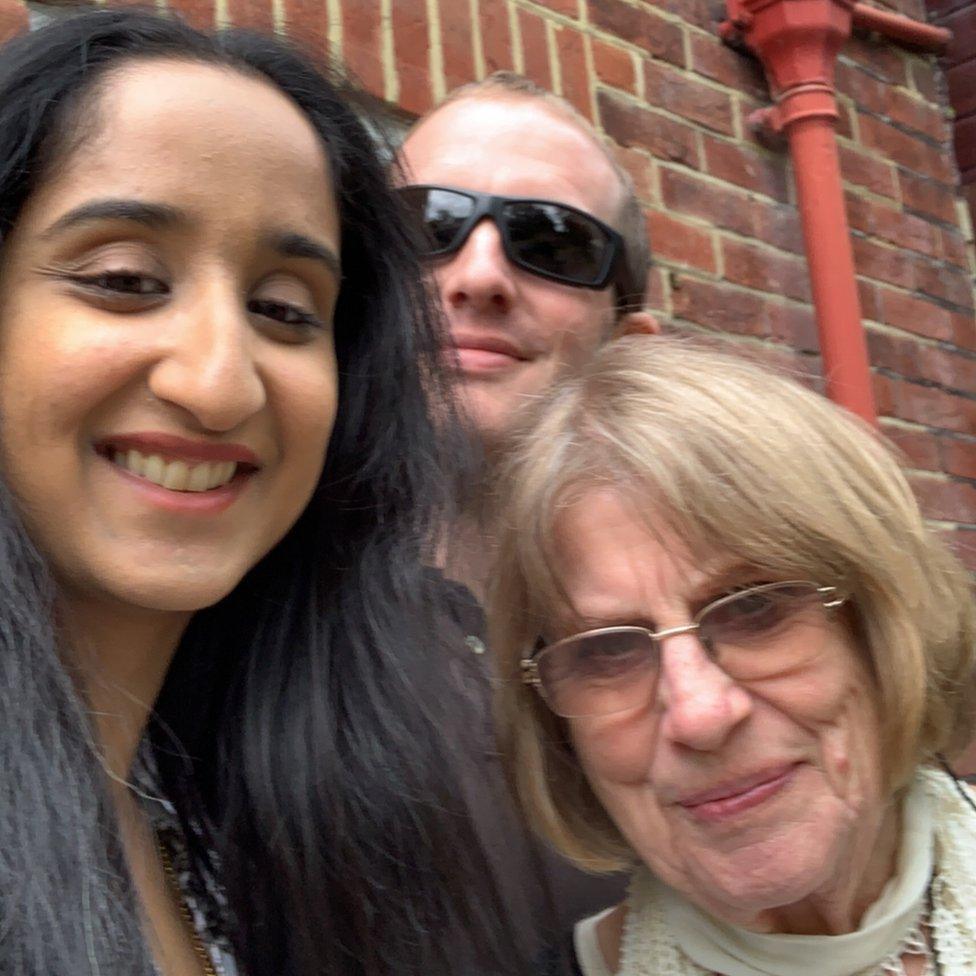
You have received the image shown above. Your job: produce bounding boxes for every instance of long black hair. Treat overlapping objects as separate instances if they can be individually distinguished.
[0,10,516,975]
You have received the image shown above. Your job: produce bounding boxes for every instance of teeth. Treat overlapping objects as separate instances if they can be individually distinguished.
[111,449,238,492]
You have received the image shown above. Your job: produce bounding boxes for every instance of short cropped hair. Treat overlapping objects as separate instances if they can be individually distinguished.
[411,72,651,314]
[490,335,976,872]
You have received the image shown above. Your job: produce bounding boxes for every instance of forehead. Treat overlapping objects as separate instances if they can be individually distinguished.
[546,488,741,623]
[401,96,622,223]
[29,59,338,241]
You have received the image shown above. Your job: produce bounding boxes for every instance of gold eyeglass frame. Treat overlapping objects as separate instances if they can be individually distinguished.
[520,580,845,709]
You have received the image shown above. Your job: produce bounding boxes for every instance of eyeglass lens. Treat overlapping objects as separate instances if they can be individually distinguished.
[400,187,611,285]
[536,582,834,718]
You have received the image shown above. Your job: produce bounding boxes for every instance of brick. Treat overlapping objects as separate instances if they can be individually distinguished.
[859,278,882,322]
[646,211,717,273]
[393,0,432,115]
[941,437,976,480]
[441,0,476,89]
[915,261,976,310]
[641,0,715,30]
[534,0,578,15]
[480,0,514,73]
[588,0,685,67]
[722,239,811,302]
[0,0,26,43]
[755,201,805,255]
[858,113,956,184]
[879,287,954,340]
[866,328,919,376]
[689,32,768,101]
[168,0,216,30]
[953,312,976,350]
[518,8,551,90]
[643,60,735,136]
[886,87,951,144]
[767,300,819,351]
[343,0,384,98]
[879,375,976,433]
[899,170,960,225]
[556,25,591,120]
[842,35,909,86]
[838,144,898,198]
[871,330,976,391]
[660,168,752,237]
[844,194,942,259]
[879,420,942,470]
[702,134,790,202]
[909,475,976,523]
[918,345,976,392]
[671,275,767,336]
[853,236,915,289]
[947,59,976,119]
[225,0,274,31]
[835,60,889,115]
[598,92,701,169]
[872,372,899,416]
[909,58,943,104]
[609,144,655,202]
[592,38,636,93]
[941,228,973,272]
[955,115,976,175]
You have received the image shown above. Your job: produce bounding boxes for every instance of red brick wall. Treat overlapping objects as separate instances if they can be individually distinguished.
[928,0,976,230]
[7,0,976,557]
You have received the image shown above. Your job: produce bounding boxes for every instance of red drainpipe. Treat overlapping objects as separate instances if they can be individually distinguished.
[719,0,950,426]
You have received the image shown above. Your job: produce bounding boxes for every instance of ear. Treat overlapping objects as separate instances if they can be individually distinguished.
[614,310,660,337]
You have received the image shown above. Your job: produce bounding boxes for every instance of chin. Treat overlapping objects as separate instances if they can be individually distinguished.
[682,833,838,921]
[98,569,247,614]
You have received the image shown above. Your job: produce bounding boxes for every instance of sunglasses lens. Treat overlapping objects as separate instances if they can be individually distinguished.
[398,186,474,255]
[503,201,611,285]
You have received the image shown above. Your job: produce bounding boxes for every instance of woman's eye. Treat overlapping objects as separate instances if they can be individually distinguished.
[77,271,168,296]
[248,298,323,332]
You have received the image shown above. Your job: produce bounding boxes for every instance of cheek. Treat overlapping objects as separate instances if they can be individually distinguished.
[527,288,614,355]
[270,348,339,484]
[571,712,658,789]
[0,304,147,459]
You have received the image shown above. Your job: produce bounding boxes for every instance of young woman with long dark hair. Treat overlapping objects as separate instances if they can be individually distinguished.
[0,10,512,975]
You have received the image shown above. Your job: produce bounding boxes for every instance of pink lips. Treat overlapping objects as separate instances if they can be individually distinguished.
[448,333,528,374]
[677,764,799,823]
[96,431,261,515]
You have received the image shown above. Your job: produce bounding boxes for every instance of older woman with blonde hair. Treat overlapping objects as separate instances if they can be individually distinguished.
[491,336,976,976]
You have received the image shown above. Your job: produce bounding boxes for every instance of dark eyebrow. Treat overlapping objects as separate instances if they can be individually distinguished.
[266,231,342,280]
[42,199,183,238]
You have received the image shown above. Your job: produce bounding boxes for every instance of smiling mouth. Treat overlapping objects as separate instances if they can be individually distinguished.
[107,448,244,493]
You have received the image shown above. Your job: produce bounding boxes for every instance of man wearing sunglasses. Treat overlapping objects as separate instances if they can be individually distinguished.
[399,73,658,454]
[398,74,657,971]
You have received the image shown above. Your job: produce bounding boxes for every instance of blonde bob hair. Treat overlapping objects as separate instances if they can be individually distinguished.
[491,335,976,873]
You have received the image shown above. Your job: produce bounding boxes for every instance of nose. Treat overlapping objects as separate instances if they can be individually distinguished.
[439,218,518,315]
[148,280,266,432]
[656,634,753,752]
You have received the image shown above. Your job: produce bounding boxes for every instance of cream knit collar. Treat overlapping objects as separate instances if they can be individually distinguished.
[614,769,976,976]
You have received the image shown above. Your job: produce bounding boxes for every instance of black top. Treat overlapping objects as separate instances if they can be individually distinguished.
[432,570,626,970]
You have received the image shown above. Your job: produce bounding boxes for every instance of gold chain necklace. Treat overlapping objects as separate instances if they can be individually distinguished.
[156,833,218,976]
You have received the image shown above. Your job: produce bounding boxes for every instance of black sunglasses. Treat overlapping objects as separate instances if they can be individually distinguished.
[396,184,638,307]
